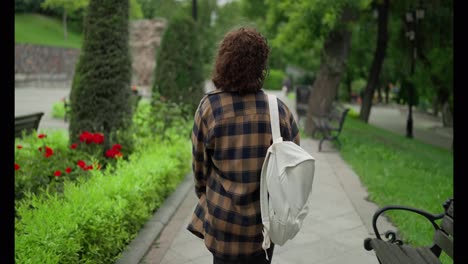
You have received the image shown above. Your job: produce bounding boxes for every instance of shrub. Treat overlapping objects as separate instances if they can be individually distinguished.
[129,97,192,148]
[69,0,133,153]
[15,137,191,264]
[263,69,286,90]
[152,13,205,117]
[51,100,66,119]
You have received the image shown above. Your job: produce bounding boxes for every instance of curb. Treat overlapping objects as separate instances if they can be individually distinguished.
[115,173,194,264]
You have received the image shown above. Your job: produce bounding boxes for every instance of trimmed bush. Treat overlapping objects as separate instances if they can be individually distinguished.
[263,69,286,90]
[69,0,133,153]
[15,136,191,264]
[51,100,66,119]
[152,13,205,116]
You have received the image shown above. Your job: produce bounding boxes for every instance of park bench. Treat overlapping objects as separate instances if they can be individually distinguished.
[295,85,350,151]
[15,112,44,138]
[364,198,453,264]
[312,107,350,152]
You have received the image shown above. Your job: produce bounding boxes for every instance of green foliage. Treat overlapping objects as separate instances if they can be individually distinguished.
[265,0,371,55]
[152,13,205,116]
[129,0,144,19]
[347,108,359,118]
[296,72,315,86]
[132,97,192,145]
[15,0,45,13]
[41,0,89,13]
[136,0,182,19]
[15,137,191,264]
[339,117,453,251]
[51,100,66,119]
[263,69,286,90]
[69,0,133,151]
[395,78,419,106]
[15,13,83,48]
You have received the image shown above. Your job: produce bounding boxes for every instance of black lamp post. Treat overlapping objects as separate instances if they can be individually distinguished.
[404,3,424,138]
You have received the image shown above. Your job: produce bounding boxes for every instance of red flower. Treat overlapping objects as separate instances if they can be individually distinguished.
[93,133,104,144]
[105,149,117,158]
[79,131,94,144]
[38,134,47,139]
[85,165,93,171]
[44,146,54,158]
[54,170,62,177]
[38,147,42,152]
[77,160,86,168]
[70,143,78,149]
[15,163,20,171]
[17,145,23,149]
[65,167,72,174]
[112,144,122,151]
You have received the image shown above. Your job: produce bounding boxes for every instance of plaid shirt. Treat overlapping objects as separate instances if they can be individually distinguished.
[187,89,300,260]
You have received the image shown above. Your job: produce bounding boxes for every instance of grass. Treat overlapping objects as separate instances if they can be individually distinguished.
[15,13,82,49]
[337,116,453,263]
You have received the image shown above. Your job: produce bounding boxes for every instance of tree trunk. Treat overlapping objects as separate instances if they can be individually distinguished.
[442,101,453,127]
[346,72,352,102]
[384,83,389,104]
[63,10,68,41]
[377,84,382,103]
[359,0,389,123]
[304,7,356,135]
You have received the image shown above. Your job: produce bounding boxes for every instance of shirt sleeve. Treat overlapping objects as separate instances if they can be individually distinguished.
[191,103,210,199]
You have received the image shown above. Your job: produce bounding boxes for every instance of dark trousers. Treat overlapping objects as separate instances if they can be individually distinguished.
[213,244,275,264]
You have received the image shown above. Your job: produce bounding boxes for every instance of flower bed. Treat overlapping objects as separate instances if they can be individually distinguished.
[14,130,124,201]
[15,136,191,264]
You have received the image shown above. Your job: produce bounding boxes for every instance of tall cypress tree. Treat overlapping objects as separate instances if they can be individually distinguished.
[152,13,205,116]
[69,0,132,151]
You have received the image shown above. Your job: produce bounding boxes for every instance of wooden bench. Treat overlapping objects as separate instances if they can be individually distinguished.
[364,198,453,264]
[312,107,350,152]
[15,112,45,138]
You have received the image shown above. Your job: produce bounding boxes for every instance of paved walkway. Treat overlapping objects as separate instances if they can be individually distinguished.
[346,103,453,150]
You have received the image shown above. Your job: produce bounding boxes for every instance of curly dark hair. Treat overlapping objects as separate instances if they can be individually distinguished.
[212,27,270,94]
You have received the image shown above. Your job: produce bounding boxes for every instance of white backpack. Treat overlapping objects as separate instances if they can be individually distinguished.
[260,94,315,260]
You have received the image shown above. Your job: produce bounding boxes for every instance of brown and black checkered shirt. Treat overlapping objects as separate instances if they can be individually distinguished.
[187,89,300,260]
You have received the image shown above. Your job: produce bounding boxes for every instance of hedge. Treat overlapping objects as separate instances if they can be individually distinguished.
[263,69,286,90]
[15,137,191,264]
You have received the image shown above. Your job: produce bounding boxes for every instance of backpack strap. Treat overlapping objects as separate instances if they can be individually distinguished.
[260,94,283,261]
[267,94,283,143]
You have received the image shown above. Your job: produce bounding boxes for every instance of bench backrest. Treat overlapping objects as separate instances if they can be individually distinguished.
[432,199,453,259]
[15,112,44,138]
[335,108,350,134]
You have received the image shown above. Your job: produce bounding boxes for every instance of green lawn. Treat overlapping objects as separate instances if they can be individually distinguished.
[338,116,453,263]
[15,13,82,49]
